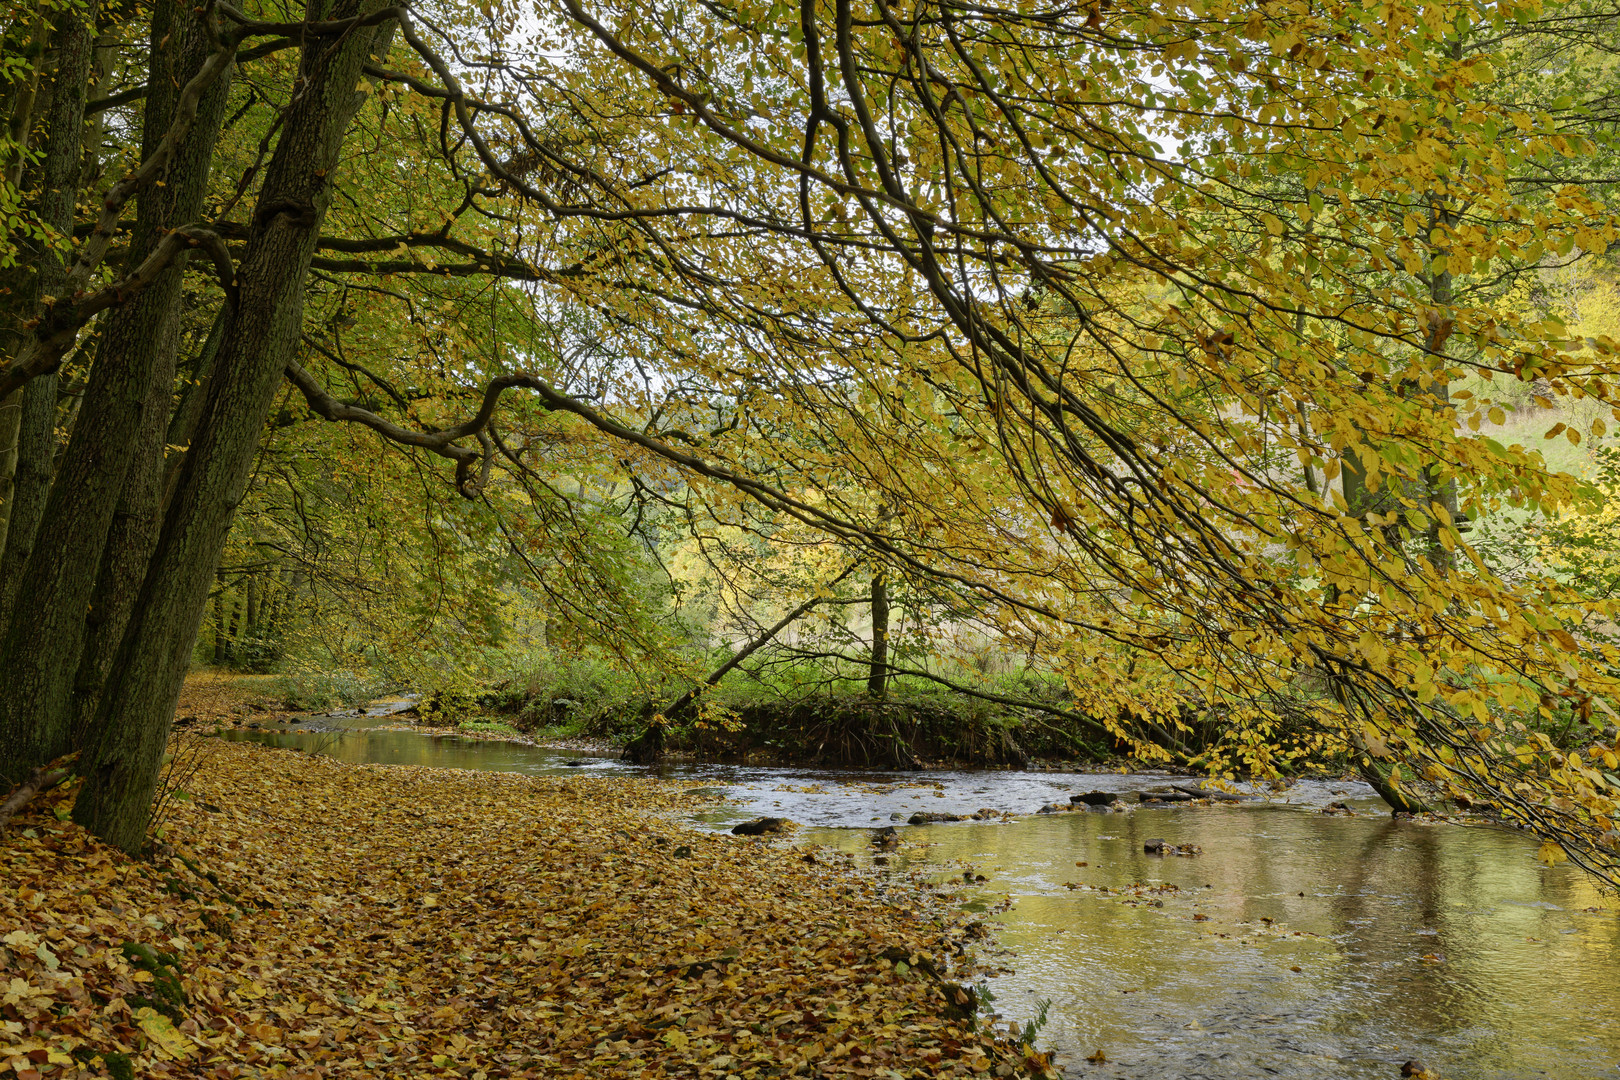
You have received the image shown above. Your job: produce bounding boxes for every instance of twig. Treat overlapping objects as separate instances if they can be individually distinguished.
[0,757,77,830]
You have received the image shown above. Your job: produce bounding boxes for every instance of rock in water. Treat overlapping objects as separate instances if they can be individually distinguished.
[907,811,965,825]
[732,817,792,836]
[1144,838,1168,854]
[1070,790,1116,806]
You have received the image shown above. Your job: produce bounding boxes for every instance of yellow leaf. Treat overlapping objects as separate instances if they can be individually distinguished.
[1536,841,1568,867]
[133,1009,192,1060]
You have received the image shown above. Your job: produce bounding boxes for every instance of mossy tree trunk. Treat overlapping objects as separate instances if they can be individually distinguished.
[867,570,889,698]
[0,2,99,782]
[0,1,236,774]
[73,3,398,852]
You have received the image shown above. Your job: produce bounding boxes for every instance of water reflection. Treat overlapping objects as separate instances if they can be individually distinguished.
[814,809,1620,1079]
[223,722,1619,1079]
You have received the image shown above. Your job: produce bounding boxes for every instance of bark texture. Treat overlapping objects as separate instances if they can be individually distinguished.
[74,4,397,851]
[0,4,235,775]
[867,570,889,698]
[69,13,240,746]
[0,4,97,781]
[0,386,25,562]
[0,377,56,631]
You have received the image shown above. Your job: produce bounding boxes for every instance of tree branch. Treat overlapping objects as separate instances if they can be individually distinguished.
[664,562,862,723]
[0,3,242,395]
[0,757,76,830]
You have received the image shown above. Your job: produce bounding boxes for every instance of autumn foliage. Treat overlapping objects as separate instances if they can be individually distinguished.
[2,0,1620,886]
[1,742,1052,1078]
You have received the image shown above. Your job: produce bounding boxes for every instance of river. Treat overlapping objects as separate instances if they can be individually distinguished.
[222,715,1620,1079]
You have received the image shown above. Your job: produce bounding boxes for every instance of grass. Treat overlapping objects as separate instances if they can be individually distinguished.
[455,719,525,738]
[269,670,391,711]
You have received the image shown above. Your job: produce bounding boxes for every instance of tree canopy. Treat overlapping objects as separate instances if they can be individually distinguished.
[2,0,1620,881]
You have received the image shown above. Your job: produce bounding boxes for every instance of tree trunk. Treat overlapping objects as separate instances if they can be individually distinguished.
[263,571,287,641]
[0,387,22,556]
[73,4,398,852]
[0,25,61,621]
[1358,758,1431,815]
[69,324,198,742]
[0,2,97,781]
[244,572,259,641]
[161,309,226,515]
[622,718,665,766]
[0,377,58,626]
[0,2,235,777]
[867,569,889,698]
[635,564,858,763]
[211,578,226,665]
[222,588,241,665]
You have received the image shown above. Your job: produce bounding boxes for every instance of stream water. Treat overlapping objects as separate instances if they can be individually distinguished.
[223,715,1620,1079]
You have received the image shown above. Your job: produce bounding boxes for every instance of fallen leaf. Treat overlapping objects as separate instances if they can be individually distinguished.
[133,1008,191,1060]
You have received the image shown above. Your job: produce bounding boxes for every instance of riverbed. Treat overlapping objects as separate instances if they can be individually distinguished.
[222,716,1620,1079]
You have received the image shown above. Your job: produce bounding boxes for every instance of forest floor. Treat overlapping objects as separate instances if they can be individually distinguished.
[0,740,1056,1080]
[172,673,301,731]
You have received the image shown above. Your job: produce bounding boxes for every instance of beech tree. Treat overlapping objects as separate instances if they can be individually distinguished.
[1,0,1618,885]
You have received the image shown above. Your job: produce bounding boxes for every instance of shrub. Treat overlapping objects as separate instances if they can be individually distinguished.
[271,671,388,711]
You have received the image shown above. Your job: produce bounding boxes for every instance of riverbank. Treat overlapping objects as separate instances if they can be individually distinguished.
[172,671,303,729]
[0,741,1056,1079]
[171,672,1331,779]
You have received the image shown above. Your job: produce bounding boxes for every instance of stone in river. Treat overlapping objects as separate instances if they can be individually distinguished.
[732,817,793,836]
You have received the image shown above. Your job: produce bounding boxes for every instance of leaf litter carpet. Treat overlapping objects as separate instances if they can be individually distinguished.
[2,740,1054,1079]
